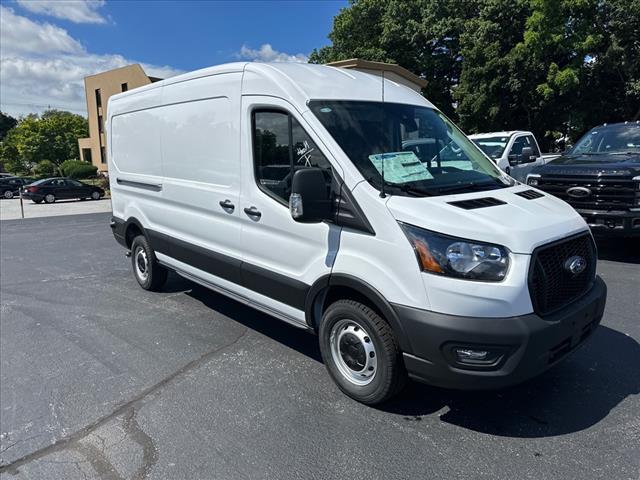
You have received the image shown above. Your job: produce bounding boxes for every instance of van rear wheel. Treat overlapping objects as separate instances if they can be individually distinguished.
[131,235,168,291]
[319,300,406,405]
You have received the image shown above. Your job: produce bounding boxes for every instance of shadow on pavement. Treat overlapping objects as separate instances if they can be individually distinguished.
[595,236,639,263]
[184,280,323,363]
[177,275,639,439]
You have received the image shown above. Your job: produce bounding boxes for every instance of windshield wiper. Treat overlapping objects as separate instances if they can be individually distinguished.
[432,181,505,195]
[367,177,438,197]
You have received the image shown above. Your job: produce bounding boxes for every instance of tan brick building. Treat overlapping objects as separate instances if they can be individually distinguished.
[78,64,161,172]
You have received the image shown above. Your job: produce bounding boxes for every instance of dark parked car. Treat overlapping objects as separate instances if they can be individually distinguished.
[22,177,105,204]
[0,176,35,199]
[527,121,640,236]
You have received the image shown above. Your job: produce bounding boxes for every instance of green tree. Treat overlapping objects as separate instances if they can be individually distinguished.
[312,0,640,149]
[309,0,477,118]
[0,110,88,175]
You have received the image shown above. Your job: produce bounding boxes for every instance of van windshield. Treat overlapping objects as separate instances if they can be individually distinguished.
[309,101,514,197]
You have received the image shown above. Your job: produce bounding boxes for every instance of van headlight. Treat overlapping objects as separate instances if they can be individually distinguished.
[399,223,510,281]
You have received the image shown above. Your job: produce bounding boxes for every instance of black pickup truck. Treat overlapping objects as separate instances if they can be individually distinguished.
[527,122,640,236]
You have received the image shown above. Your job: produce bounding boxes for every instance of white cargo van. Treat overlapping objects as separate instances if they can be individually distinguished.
[108,62,606,404]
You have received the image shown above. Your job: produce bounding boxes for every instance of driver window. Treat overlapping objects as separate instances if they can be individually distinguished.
[253,110,331,203]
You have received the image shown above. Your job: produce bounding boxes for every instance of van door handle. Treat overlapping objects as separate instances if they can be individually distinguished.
[243,206,262,219]
[219,199,235,211]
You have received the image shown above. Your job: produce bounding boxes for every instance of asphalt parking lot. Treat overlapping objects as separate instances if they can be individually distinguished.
[0,213,638,480]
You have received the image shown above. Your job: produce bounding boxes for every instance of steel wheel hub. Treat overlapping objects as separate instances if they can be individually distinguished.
[329,319,377,386]
[134,247,149,281]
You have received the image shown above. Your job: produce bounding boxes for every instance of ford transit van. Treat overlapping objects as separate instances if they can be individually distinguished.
[107,63,607,404]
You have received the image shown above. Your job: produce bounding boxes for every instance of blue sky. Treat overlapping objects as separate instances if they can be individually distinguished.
[0,0,346,116]
[62,1,344,70]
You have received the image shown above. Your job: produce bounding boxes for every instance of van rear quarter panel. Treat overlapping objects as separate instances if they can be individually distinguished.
[109,87,165,229]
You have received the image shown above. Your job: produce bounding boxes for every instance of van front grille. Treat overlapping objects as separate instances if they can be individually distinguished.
[529,233,596,316]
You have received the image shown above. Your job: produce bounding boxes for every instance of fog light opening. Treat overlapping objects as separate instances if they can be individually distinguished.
[450,345,506,368]
[456,348,489,361]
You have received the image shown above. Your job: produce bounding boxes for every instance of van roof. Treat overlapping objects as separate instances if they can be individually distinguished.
[109,62,434,110]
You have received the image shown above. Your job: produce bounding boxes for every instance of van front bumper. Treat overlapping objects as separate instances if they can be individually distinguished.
[394,276,607,390]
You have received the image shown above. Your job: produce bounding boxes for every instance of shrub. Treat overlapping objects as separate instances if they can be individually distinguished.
[61,159,97,179]
[33,160,56,178]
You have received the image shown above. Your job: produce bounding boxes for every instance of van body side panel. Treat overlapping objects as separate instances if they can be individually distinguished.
[156,73,244,277]
[109,87,166,233]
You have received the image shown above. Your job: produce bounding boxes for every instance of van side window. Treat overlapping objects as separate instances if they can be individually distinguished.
[253,110,331,203]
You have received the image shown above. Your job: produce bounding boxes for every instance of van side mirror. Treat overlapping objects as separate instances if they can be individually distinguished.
[289,168,332,223]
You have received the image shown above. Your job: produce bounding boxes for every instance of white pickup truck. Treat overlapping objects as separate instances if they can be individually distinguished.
[469,131,547,182]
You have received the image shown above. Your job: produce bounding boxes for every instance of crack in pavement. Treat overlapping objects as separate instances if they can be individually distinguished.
[123,408,158,480]
[0,327,248,476]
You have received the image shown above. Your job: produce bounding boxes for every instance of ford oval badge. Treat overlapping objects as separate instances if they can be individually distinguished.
[564,255,587,275]
[566,186,592,198]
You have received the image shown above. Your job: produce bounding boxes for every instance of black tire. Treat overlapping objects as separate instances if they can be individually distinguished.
[44,193,56,204]
[3,190,14,199]
[130,235,168,291]
[319,300,407,405]
[90,190,101,200]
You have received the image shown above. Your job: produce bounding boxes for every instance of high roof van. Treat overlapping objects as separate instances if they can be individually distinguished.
[107,62,607,404]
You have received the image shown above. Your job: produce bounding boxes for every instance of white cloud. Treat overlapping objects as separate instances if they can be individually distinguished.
[0,6,83,54]
[0,7,182,117]
[16,0,107,24]
[238,44,308,63]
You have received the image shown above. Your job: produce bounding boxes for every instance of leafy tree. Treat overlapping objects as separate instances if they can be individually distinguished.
[311,0,640,150]
[0,110,88,175]
[0,112,17,141]
[310,0,474,118]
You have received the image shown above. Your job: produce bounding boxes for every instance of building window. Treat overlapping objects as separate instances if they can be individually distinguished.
[121,83,128,92]
[95,88,102,108]
[101,147,106,164]
[81,148,92,163]
[98,115,104,134]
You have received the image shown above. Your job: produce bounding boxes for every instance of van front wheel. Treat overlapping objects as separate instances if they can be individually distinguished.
[131,235,168,291]
[319,300,406,405]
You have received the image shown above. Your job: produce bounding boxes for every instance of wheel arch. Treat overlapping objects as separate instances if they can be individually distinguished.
[305,273,411,353]
[124,217,146,249]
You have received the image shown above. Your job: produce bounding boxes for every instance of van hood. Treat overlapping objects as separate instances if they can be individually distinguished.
[385,186,588,254]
